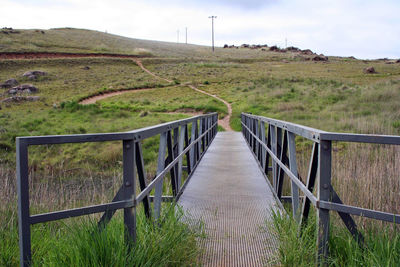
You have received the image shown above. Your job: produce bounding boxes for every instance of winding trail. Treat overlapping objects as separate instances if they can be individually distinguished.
[0,52,233,130]
[79,88,156,105]
[134,59,232,131]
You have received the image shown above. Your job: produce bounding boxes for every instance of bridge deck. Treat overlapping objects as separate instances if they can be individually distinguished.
[179,132,281,266]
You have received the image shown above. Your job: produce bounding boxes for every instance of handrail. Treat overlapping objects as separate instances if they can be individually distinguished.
[17,113,218,267]
[241,112,400,265]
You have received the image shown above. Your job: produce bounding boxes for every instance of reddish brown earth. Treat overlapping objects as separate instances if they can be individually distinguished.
[0,52,144,60]
[79,88,157,104]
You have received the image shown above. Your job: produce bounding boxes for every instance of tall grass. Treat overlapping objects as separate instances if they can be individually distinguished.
[270,210,400,266]
[1,204,199,266]
[0,162,200,266]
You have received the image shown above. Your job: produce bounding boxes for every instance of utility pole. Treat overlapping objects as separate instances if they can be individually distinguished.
[185,27,187,44]
[208,16,217,52]
[177,29,179,43]
[285,38,287,48]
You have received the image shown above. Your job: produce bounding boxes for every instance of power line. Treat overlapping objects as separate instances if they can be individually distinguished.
[208,16,217,52]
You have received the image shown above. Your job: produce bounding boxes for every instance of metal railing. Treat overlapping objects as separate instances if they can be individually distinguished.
[241,112,400,264]
[17,113,218,267]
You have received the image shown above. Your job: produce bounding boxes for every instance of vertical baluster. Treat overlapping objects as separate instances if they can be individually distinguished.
[166,130,178,197]
[260,121,266,171]
[317,140,332,264]
[17,139,31,267]
[154,132,167,220]
[177,125,186,193]
[287,132,300,219]
[270,125,277,190]
[190,120,197,170]
[123,139,136,243]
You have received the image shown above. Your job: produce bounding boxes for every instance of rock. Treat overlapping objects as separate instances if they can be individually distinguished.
[312,54,328,61]
[26,96,40,101]
[287,46,300,52]
[139,111,149,117]
[82,66,90,70]
[269,45,279,51]
[1,96,40,103]
[8,84,38,94]
[301,49,314,55]
[22,70,47,79]
[0,78,18,88]
[364,67,377,74]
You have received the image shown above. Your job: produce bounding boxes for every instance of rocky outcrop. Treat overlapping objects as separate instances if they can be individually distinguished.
[312,54,328,61]
[364,67,377,74]
[7,84,38,94]
[22,70,47,80]
[0,78,18,88]
[1,96,41,103]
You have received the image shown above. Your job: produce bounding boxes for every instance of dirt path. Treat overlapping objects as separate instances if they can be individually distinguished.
[79,88,156,104]
[133,60,233,131]
[187,85,232,131]
[135,60,173,83]
[0,52,143,60]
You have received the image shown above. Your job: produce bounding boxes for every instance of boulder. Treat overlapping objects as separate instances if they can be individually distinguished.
[22,70,47,79]
[0,78,18,88]
[8,84,38,94]
[287,46,300,52]
[364,67,377,74]
[1,96,41,103]
[312,54,328,61]
[269,45,279,51]
[301,49,314,55]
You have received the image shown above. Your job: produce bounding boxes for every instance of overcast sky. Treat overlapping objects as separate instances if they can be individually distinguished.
[1,0,399,59]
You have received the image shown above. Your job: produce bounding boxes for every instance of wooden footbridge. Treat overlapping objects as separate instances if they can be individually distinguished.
[16,113,400,266]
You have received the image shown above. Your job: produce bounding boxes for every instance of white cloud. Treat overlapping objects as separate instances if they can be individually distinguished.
[0,0,399,58]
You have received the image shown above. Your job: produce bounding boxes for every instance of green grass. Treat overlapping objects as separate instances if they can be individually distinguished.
[1,204,200,266]
[270,210,400,266]
[2,27,400,266]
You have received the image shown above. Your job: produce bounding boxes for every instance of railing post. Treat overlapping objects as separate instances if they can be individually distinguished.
[122,139,136,243]
[17,139,31,267]
[317,140,332,265]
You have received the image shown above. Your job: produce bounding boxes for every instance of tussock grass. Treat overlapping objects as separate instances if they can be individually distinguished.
[1,204,200,266]
[270,210,400,266]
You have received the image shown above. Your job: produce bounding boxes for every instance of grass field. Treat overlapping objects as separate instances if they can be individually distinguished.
[1,28,400,266]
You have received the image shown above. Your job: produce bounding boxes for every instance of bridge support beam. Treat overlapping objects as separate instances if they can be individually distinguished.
[317,140,332,265]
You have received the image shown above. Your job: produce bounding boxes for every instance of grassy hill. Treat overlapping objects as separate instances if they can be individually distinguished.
[1,27,400,266]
